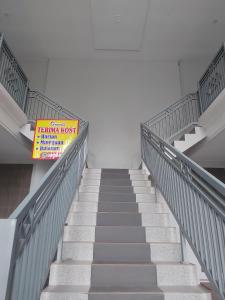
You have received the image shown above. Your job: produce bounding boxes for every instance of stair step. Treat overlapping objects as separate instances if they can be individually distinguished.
[78,192,156,202]
[91,264,157,288]
[93,243,151,263]
[79,186,153,194]
[102,169,129,174]
[62,241,181,262]
[63,225,178,243]
[66,212,170,226]
[95,226,146,243]
[100,186,134,193]
[99,192,136,202]
[41,285,211,300]
[49,262,92,286]
[71,201,168,213]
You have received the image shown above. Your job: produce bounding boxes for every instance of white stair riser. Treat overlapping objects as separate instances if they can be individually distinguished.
[63,226,95,242]
[150,243,181,262]
[79,186,154,194]
[81,179,151,187]
[83,174,149,181]
[41,290,211,300]
[146,227,179,243]
[63,226,179,243]
[66,212,170,226]
[163,291,211,300]
[49,264,91,286]
[62,241,181,263]
[41,292,88,300]
[62,242,94,261]
[156,264,198,286]
[83,169,146,175]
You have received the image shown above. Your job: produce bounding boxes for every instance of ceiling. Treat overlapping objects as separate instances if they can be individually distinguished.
[0,0,225,61]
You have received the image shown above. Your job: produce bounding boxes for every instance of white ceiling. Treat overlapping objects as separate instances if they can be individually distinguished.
[0,0,225,61]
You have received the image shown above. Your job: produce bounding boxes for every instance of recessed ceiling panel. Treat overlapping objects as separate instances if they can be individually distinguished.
[91,0,150,51]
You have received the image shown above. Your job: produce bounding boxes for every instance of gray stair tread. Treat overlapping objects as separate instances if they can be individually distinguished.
[95,226,146,242]
[100,179,132,185]
[99,193,136,202]
[98,202,139,212]
[101,174,131,179]
[100,186,134,193]
[102,169,129,174]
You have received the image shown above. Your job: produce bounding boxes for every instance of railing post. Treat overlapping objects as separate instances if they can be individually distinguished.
[56,236,63,263]
[180,231,188,263]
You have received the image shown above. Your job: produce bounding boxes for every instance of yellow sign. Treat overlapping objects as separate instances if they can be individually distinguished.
[32,119,79,160]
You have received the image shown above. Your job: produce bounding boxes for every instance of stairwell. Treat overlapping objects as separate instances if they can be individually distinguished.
[41,168,211,300]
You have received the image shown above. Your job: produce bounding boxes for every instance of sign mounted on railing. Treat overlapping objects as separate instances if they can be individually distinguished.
[32,119,79,160]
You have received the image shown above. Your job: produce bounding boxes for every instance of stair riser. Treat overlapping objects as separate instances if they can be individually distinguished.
[81,179,151,187]
[49,263,199,288]
[63,226,178,243]
[93,244,151,263]
[71,202,168,213]
[91,265,157,288]
[79,186,154,194]
[62,242,94,261]
[41,293,88,300]
[78,192,157,203]
[83,169,145,175]
[49,264,91,286]
[89,294,163,300]
[156,264,198,286]
[66,213,170,226]
[62,242,181,263]
[83,174,149,181]
[49,264,198,287]
[41,292,211,300]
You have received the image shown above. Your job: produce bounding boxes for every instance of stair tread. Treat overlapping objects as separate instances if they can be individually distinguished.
[43,285,209,293]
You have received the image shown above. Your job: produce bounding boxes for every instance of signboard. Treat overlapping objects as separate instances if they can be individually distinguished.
[32,119,79,160]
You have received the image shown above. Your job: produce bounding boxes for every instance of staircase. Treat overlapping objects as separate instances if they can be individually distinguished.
[172,125,206,153]
[41,168,211,300]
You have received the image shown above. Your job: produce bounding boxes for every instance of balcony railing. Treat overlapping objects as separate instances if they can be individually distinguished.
[0,121,88,300]
[144,93,200,141]
[25,90,86,128]
[0,34,28,111]
[141,123,225,300]
[199,43,225,113]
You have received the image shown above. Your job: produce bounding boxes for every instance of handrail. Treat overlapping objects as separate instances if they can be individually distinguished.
[141,123,225,300]
[144,93,200,140]
[0,122,89,300]
[0,34,29,110]
[199,43,225,113]
[25,90,86,128]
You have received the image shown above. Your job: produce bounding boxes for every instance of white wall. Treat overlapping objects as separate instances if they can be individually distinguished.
[19,58,49,93]
[178,58,212,97]
[45,59,180,168]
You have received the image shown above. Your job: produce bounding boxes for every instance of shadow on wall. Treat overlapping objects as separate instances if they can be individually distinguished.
[0,164,33,218]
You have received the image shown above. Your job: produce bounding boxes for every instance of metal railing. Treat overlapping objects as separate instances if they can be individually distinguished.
[144,93,200,140]
[25,90,86,127]
[141,123,225,300]
[0,121,88,300]
[199,43,225,113]
[0,34,29,111]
